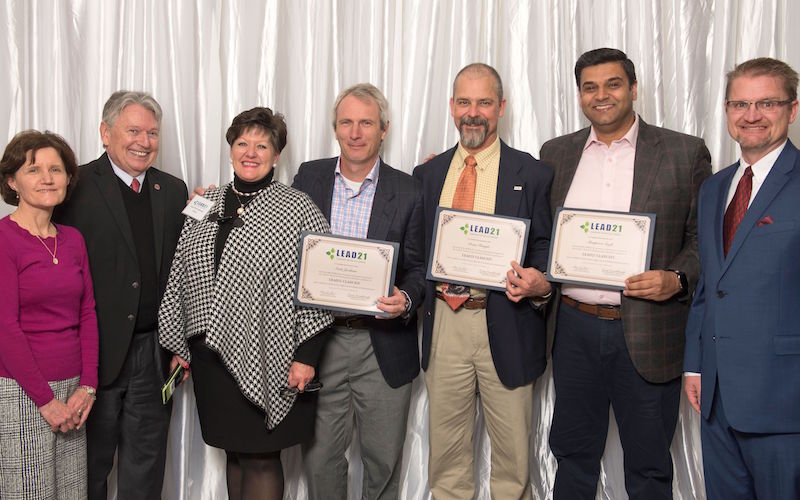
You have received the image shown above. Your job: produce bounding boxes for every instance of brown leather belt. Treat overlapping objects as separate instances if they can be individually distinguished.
[436,291,487,310]
[332,315,371,329]
[561,295,621,320]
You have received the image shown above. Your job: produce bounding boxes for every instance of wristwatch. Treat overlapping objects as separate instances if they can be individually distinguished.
[400,289,412,315]
[669,269,688,298]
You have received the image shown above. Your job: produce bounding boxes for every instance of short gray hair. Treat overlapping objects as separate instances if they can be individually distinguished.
[102,90,163,128]
[453,63,504,102]
[331,83,390,131]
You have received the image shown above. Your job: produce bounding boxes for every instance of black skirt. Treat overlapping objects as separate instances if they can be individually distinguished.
[188,337,316,453]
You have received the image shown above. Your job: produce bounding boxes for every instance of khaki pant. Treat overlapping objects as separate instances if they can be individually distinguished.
[425,300,533,499]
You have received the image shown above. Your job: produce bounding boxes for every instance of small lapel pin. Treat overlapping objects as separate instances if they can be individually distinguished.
[154,183,161,191]
[514,185,523,191]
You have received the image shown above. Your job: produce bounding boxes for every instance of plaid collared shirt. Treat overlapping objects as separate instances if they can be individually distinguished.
[330,158,380,238]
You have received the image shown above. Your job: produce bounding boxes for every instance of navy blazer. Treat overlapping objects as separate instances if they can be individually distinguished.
[413,140,553,388]
[292,158,426,388]
[55,153,188,386]
[685,140,800,433]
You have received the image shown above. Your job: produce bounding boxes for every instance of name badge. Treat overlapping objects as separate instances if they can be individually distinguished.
[182,195,214,221]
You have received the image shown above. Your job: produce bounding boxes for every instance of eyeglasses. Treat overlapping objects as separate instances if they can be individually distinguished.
[725,99,794,113]
[279,380,323,399]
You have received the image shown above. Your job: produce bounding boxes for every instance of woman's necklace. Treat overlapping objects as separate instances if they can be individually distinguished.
[233,192,246,216]
[230,184,263,216]
[34,228,58,265]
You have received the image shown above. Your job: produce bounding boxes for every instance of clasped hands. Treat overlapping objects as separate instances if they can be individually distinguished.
[39,386,96,433]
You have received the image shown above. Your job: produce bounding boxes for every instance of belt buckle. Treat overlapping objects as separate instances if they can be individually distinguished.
[596,305,618,321]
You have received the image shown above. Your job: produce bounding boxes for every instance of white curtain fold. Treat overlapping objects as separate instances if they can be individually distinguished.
[2,1,798,498]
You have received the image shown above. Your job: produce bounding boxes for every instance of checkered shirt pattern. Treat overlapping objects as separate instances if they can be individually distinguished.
[158,181,333,429]
[329,160,379,238]
[438,137,500,214]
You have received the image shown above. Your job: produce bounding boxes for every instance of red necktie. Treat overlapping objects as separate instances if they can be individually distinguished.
[130,178,141,193]
[441,155,478,310]
[722,166,753,257]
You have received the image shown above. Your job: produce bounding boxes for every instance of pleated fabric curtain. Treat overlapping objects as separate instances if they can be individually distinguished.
[1,1,798,498]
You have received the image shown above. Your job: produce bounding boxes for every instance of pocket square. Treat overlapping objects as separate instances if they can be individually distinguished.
[757,215,774,226]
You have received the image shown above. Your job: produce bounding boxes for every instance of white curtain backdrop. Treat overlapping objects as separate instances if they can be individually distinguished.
[2,1,799,498]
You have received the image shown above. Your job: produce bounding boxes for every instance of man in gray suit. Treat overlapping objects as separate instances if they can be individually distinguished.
[540,48,711,499]
[292,83,425,500]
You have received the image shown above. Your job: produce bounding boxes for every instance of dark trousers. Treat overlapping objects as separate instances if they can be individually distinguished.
[86,332,171,500]
[549,302,681,500]
[702,383,800,500]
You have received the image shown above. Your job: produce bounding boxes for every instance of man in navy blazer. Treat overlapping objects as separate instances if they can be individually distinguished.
[684,57,800,499]
[413,63,553,499]
[293,83,425,500]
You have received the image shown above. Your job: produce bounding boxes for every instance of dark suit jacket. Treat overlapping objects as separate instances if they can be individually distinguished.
[55,153,188,386]
[292,158,426,388]
[685,140,800,432]
[413,140,554,388]
[541,117,711,383]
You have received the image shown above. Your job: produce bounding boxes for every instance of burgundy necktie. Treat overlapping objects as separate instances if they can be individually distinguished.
[441,155,477,310]
[722,166,753,257]
[130,178,141,193]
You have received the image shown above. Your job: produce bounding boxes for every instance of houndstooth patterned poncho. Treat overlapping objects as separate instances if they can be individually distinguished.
[158,181,333,429]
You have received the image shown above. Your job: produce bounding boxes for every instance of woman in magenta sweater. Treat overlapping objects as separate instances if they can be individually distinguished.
[0,130,98,499]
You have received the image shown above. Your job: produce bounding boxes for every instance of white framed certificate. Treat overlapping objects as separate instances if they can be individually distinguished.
[294,232,399,316]
[426,207,530,292]
[547,208,656,290]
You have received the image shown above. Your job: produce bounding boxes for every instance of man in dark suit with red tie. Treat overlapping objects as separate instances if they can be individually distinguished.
[684,57,800,500]
[540,48,711,499]
[56,91,187,500]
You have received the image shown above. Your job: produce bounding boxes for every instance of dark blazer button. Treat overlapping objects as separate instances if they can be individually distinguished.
[717,290,725,298]
[132,281,139,288]
[127,314,135,321]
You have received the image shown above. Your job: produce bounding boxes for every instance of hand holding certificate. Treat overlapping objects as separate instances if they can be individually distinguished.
[426,208,530,292]
[294,232,399,316]
[547,208,655,290]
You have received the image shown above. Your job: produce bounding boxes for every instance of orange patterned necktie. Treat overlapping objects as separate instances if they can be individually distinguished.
[451,155,477,210]
[441,155,477,310]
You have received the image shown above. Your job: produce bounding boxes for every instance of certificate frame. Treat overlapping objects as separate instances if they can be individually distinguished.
[547,207,656,290]
[426,207,530,292]
[294,231,399,317]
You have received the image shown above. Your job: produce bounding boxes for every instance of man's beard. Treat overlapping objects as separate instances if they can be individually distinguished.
[458,116,489,149]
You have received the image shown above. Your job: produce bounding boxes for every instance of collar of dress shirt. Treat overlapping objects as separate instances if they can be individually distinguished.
[108,157,147,187]
[334,156,381,189]
[739,139,787,182]
[584,113,640,151]
[455,136,501,172]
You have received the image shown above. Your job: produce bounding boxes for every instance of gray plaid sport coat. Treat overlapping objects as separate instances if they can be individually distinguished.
[540,117,711,383]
